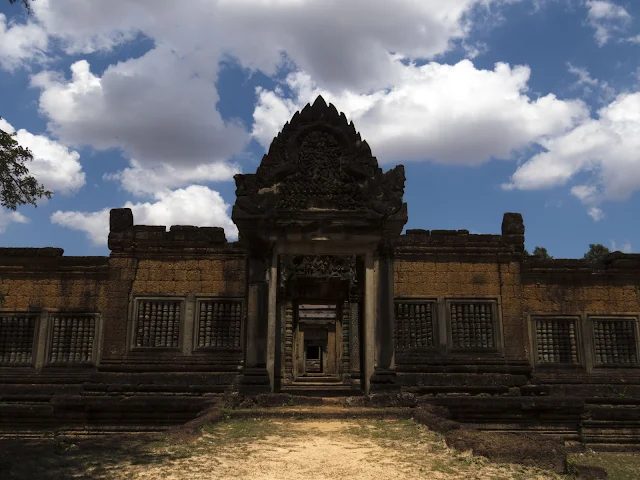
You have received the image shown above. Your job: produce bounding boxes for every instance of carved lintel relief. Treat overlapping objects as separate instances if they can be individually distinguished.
[279,255,356,285]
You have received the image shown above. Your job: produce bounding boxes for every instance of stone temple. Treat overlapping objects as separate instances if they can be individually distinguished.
[1,96,639,445]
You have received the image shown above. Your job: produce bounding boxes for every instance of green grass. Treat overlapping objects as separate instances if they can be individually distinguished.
[201,417,303,447]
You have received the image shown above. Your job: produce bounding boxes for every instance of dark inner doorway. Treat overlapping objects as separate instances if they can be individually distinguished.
[305,344,323,373]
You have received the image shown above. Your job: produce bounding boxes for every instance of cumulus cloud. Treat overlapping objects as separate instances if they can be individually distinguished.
[0,209,29,233]
[0,118,84,195]
[30,51,248,190]
[28,0,519,92]
[0,13,48,70]
[103,160,241,197]
[505,92,640,219]
[585,0,632,46]
[15,0,546,197]
[587,206,605,222]
[50,185,238,246]
[252,60,588,165]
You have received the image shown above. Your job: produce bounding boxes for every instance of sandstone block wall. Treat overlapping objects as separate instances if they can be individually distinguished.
[392,224,527,364]
[0,248,109,371]
[521,256,640,398]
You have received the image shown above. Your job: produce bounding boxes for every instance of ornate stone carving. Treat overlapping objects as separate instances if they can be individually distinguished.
[233,96,406,222]
[279,255,357,287]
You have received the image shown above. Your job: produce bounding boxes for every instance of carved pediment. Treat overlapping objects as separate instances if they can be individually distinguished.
[233,96,406,221]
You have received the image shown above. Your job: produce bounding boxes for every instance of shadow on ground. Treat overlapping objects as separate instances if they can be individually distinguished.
[0,434,176,480]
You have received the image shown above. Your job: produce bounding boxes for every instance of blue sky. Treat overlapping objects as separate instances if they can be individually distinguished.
[1,0,639,258]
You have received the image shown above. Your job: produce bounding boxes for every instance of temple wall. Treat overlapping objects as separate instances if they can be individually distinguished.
[394,259,526,360]
[100,254,246,363]
[520,256,640,399]
[0,262,108,312]
[390,226,530,396]
[0,248,109,369]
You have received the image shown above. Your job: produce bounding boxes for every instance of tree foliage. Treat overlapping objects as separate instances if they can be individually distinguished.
[524,246,553,259]
[8,0,32,13]
[583,244,611,264]
[532,246,552,259]
[0,123,52,211]
[3,1,50,211]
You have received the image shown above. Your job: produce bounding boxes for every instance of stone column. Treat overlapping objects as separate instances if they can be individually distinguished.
[370,241,400,392]
[266,249,278,391]
[239,250,271,394]
[363,251,376,395]
[349,295,361,390]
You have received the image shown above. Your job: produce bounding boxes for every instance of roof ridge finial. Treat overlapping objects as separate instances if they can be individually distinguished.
[313,95,327,108]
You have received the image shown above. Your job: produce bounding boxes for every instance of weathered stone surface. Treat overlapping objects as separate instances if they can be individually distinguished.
[109,208,133,233]
[445,428,567,473]
[501,212,525,236]
[2,95,640,451]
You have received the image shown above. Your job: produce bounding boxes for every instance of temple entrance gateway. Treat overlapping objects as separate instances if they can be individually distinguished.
[279,256,362,391]
[232,95,408,395]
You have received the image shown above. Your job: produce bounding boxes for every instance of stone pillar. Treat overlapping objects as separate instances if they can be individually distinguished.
[363,251,376,395]
[370,241,400,392]
[349,295,361,390]
[266,249,278,391]
[239,250,271,394]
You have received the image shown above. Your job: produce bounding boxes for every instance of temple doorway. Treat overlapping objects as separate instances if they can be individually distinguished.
[277,255,363,393]
[296,303,338,379]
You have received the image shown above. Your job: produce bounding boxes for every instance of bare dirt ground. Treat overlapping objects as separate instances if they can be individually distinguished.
[0,418,565,480]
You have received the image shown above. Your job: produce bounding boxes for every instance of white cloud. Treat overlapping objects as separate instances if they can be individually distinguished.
[0,13,47,70]
[103,160,241,197]
[567,63,599,88]
[505,92,640,220]
[252,60,588,166]
[31,52,249,175]
[571,184,600,203]
[588,206,605,221]
[50,185,238,246]
[567,62,616,103]
[585,0,632,46]
[12,0,545,197]
[28,0,520,93]
[0,209,29,233]
[0,118,85,195]
[50,209,107,246]
[611,239,632,252]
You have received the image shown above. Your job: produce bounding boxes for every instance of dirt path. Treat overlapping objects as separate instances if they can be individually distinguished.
[1,418,564,479]
[107,419,559,480]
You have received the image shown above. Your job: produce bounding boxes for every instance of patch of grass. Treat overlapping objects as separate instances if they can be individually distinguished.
[201,418,304,449]
[568,451,640,480]
[346,418,441,443]
[431,458,457,475]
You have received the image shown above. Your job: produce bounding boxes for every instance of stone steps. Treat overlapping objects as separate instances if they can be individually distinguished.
[280,384,358,397]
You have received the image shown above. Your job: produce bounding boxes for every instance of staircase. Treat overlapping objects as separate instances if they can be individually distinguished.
[279,376,360,397]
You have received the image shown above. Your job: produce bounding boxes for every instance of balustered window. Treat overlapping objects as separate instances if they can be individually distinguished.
[133,299,182,349]
[394,300,436,349]
[448,301,497,350]
[0,314,38,365]
[591,317,638,367]
[533,317,580,365]
[195,299,243,349]
[49,313,98,364]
